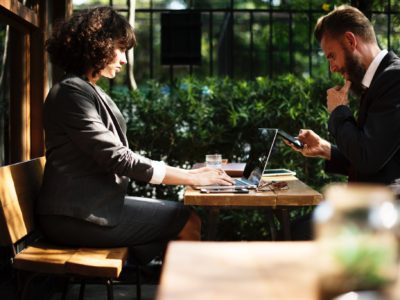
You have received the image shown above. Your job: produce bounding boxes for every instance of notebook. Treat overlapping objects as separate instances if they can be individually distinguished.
[194,128,279,190]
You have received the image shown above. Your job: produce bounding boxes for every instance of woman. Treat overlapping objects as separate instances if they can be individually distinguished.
[37,7,233,252]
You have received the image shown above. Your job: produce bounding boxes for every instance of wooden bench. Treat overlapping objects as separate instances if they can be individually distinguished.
[0,157,135,299]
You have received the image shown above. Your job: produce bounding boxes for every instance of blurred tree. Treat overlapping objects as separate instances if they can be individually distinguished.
[351,0,373,19]
[73,0,396,82]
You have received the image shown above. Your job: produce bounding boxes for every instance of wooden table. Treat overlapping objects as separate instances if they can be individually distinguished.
[185,175,322,240]
[156,241,400,300]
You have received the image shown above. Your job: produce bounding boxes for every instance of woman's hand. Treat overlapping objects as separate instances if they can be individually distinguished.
[188,167,235,186]
[162,166,234,186]
[283,129,331,160]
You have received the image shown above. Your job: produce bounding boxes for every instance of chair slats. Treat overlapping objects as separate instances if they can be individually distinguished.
[0,157,44,245]
[13,242,75,274]
[0,157,129,286]
[66,247,129,278]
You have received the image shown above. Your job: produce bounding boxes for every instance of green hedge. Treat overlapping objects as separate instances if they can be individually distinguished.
[106,74,346,239]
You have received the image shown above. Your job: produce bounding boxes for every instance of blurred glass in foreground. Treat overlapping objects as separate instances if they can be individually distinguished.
[313,184,398,300]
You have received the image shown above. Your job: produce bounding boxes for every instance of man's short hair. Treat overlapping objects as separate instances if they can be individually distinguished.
[314,5,376,44]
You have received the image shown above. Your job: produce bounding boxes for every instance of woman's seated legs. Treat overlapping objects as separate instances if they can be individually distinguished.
[38,196,196,248]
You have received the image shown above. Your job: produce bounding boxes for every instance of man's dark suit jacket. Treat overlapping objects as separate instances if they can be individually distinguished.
[326,51,400,184]
[38,75,156,226]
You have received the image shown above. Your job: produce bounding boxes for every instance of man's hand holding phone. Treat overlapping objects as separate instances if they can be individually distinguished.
[277,129,304,149]
[283,129,331,160]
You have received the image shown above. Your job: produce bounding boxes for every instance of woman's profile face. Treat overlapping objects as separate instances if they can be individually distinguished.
[100,47,127,79]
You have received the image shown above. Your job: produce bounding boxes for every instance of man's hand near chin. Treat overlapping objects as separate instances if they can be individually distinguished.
[326,80,351,113]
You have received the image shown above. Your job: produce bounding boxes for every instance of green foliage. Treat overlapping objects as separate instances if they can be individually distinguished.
[109,74,346,239]
[332,225,397,288]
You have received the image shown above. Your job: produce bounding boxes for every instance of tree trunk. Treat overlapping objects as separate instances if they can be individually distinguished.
[128,0,137,90]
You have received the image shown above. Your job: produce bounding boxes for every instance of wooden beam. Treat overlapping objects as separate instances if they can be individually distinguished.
[9,28,30,163]
[49,0,72,83]
[0,0,39,28]
[30,0,47,158]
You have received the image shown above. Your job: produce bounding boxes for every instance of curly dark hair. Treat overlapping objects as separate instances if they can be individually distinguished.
[46,6,136,77]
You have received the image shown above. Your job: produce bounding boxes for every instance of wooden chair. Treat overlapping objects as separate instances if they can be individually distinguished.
[0,157,147,299]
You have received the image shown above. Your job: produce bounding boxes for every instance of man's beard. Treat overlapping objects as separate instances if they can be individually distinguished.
[342,48,367,98]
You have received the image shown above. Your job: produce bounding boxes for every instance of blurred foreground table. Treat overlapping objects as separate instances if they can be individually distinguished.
[157,241,318,300]
[185,175,322,240]
[157,241,400,300]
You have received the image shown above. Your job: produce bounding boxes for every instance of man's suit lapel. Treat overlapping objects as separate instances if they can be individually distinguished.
[357,51,397,126]
[357,89,368,126]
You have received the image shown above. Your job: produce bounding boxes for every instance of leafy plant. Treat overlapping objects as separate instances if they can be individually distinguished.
[107,74,347,240]
[333,225,397,289]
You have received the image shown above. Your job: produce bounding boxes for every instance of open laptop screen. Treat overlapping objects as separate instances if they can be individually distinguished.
[242,128,278,185]
[193,128,278,189]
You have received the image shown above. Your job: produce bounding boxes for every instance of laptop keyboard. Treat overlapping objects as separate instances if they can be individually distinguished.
[234,178,253,186]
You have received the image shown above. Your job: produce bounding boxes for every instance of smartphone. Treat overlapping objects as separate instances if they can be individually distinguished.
[200,188,250,194]
[277,129,304,149]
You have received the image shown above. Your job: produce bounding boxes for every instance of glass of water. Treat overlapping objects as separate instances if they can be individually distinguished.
[205,154,222,169]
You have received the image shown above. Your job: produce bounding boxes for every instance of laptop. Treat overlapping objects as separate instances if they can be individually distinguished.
[194,128,278,190]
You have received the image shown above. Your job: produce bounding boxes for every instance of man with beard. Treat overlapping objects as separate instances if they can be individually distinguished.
[287,5,400,184]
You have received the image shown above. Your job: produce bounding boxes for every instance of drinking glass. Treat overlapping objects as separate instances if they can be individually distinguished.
[205,154,222,169]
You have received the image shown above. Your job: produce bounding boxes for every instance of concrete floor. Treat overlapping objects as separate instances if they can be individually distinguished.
[0,252,161,299]
[0,268,159,300]
[50,283,158,300]
[0,277,158,300]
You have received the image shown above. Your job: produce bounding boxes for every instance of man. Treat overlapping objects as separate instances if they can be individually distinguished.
[289,5,400,184]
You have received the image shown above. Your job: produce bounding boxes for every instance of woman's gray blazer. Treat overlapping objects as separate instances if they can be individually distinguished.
[38,75,155,226]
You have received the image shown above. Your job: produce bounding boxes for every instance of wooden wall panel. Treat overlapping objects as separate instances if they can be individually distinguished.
[30,0,48,158]
[0,0,71,164]
[8,28,29,163]
[0,0,39,28]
